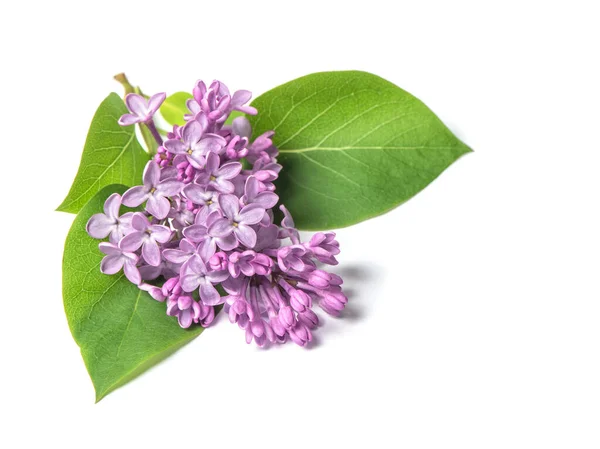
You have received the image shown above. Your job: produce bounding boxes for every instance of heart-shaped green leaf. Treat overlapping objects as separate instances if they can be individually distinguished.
[248,71,472,230]
[63,185,204,402]
[57,93,150,213]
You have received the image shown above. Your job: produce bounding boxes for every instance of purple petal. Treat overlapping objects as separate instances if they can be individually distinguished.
[244,176,259,200]
[142,239,161,266]
[86,213,115,239]
[232,116,251,138]
[100,255,125,275]
[119,231,145,252]
[183,224,208,242]
[123,260,141,284]
[146,195,170,219]
[164,139,187,154]
[206,269,229,284]
[163,249,191,264]
[182,120,203,145]
[231,90,252,107]
[235,224,257,248]
[196,135,226,154]
[180,274,201,292]
[147,92,166,115]
[205,152,219,173]
[183,184,209,204]
[238,204,265,225]
[218,194,240,219]
[253,192,278,209]
[186,254,207,275]
[131,212,150,231]
[121,185,149,207]
[208,218,234,238]
[150,225,172,243]
[143,161,160,189]
[156,179,183,197]
[216,162,242,179]
[178,308,193,328]
[118,114,141,126]
[216,233,238,251]
[99,242,121,255]
[198,238,217,261]
[125,93,147,116]
[104,193,122,220]
[199,283,223,306]
[213,179,234,194]
[180,239,197,253]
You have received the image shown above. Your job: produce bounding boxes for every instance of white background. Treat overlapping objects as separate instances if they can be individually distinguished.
[1,1,599,447]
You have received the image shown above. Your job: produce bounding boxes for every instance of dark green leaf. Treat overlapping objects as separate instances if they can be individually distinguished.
[57,93,149,213]
[63,185,203,402]
[248,71,472,230]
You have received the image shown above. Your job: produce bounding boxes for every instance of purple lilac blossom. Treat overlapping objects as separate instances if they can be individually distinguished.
[87,79,347,346]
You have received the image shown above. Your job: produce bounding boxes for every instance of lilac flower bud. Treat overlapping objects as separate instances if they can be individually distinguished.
[209,252,228,271]
[319,289,349,316]
[278,305,296,329]
[288,322,312,347]
[298,309,319,329]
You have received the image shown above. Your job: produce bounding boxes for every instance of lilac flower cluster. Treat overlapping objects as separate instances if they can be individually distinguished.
[86,80,347,346]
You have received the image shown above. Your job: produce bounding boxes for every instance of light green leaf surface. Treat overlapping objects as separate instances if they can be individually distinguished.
[160,92,191,126]
[249,71,472,230]
[63,185,204,402]
[57,93,149,213]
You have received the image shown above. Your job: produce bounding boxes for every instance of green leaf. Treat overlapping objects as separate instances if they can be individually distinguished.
[160,92,191,126]
[248,71,472,230]
[160,92,243,126]
[63,185,204,402]
[57,93,150,213]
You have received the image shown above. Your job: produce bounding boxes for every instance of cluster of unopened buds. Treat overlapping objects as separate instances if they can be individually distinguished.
[86,80,347,346]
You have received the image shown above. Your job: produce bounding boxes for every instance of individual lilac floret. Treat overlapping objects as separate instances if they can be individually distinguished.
[98,242,141,285]
[119,213,171,266]
[86,77,348,347]
[122,161,183,219]
[208,194,266,248]
[164,118,226,169]
[86,193,133,244]
[180,255,229,305]
[118,93,166,126]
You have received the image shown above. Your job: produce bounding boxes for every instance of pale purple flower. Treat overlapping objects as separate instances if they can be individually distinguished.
[180,254,229,306]
[183,209,237,258]
[277,245,311,272]
[86,193,133,243]
[119,213,172,266]
[195,152,241,193]
[121,161,184,219]
[89,77,348,346]
[228,251,273,278]
[208,194,265,248]
[118,92,166,126]
[242,176,278,209]
[98,242,141,285]
[164,118,226,169]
